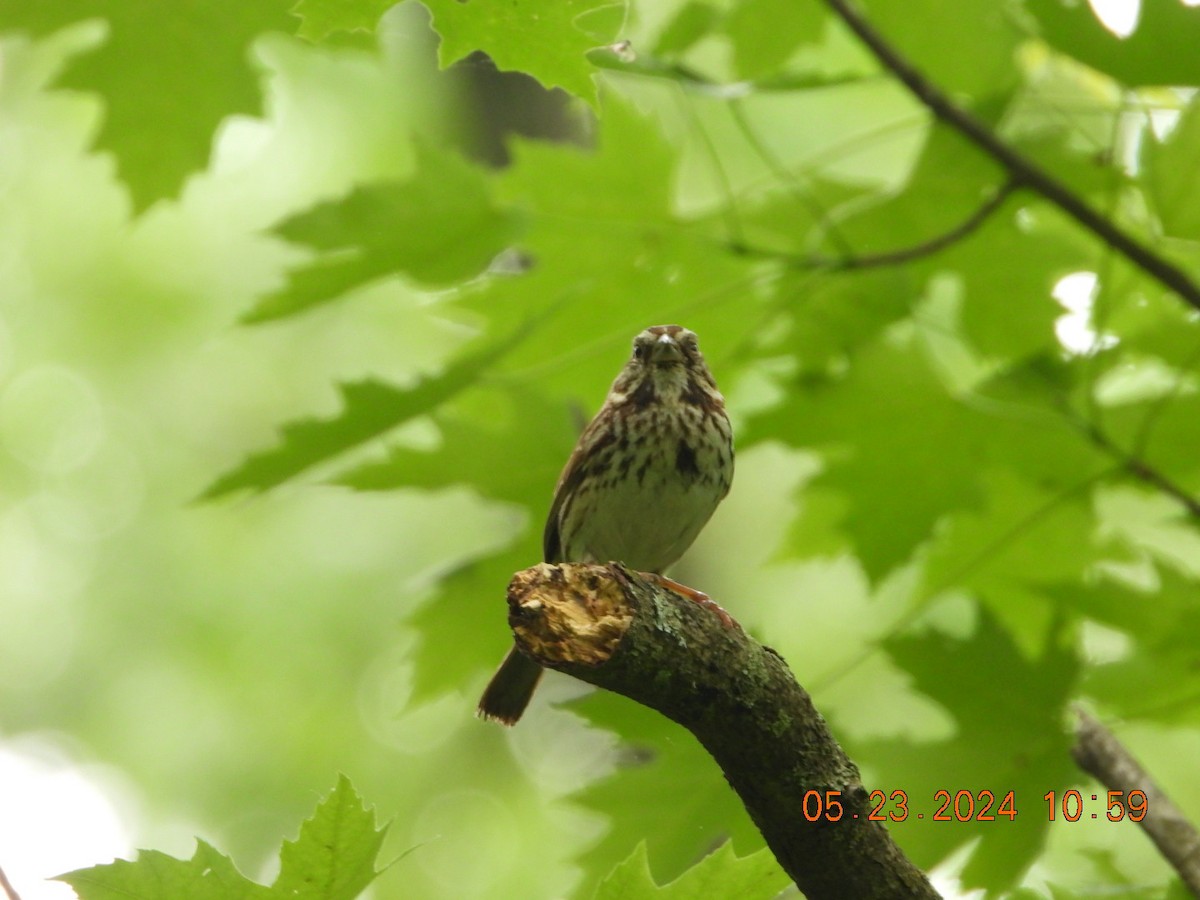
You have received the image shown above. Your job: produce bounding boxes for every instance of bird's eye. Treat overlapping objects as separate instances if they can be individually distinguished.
[633,341,648,360]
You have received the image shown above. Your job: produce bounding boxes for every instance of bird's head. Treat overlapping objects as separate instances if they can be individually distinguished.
[631,324,701,368]
[612,324,720,408]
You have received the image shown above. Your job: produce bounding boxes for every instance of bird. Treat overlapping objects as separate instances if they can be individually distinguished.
[477,324,734,724]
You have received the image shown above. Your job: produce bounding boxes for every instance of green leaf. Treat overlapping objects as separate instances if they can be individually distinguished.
[731,175,869,261]
[922,468,1107,652]
[781,267,917,372]
[753,339,1109,578]
[1002,53,1131,203]
[496,96,674,223]
[725,0,826,82]
[273,775,388,899]
[337,386,575,505]
[964,354,1111,495]
[654,2,720,57]
[1046,864,1187,900]
[1052,566,1200,726]
[292,0,398,41]
[573,693,764,891]
[58,842,274,900]
[248,144,521,322]
[0,0,297,210]
[927,208,1092,361]
[1100,279,1200,372]
[468,97,766,400]
[837,122,1007,260]
[202,324,532,498]
[595,842,789,899]
[1026,0,1200,88]
[1144,95,1200,242]
[859,606,1079,893]
[420,0,624,102]
[749,334,989,577]
[854,0,1021,100]
[1104,391,1200,498]
[1010,132,1128,205]
[924,469,1103,598]
[58,778,388,900]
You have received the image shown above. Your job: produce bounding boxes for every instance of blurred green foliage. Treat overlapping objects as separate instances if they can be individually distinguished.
[2,0,1200,898]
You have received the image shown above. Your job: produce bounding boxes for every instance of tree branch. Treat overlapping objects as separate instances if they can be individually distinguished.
[836,180,1018,270]
[503,562,940,899]
[1075,418,1200,520]
[1072,710,1200,895]
[0,863,21,900]
[820,0,1200,315]
[1122,457,1200,520]
[731,179,1016,271]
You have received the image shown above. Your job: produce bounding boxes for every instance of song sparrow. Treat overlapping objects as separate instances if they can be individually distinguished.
[477,324,734,724]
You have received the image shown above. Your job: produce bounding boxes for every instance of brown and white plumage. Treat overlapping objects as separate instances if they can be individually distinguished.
[478,325,734,724]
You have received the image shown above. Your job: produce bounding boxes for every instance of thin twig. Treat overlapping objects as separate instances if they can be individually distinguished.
[1078,419,1200,519]
[731,179,1017,270]
[1072,710,1200,896]
[1122,457,1200,520]
[820,0,1200,315]
[1131,339,1200,459]
[0,863,22,900]
[836,179,1018,269]
[820,0,1200,520]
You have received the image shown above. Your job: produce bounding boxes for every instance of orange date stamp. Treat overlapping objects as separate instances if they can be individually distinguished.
[796,789,1149,823]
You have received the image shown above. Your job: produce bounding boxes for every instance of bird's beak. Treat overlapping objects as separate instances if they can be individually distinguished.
[651,333,684,364]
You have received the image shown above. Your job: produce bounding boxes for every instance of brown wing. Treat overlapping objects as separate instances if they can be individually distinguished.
[542,404,620,563]
[542,446,586,563]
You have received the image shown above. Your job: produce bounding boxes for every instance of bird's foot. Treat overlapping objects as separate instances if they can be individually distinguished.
[643,572,737,629]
